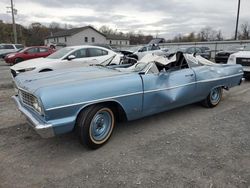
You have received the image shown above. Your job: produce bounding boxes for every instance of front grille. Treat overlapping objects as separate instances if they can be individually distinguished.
[11,69,17,77]
[19,89,36,109]
[236,58,250,66]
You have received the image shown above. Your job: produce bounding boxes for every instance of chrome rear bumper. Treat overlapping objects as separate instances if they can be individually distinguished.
[12,95,55,138]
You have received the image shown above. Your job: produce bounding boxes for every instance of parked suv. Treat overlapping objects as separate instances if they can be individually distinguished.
[227,45,250,79]
[0,43,24,58]
[215,45,245,64]
[4,46,55,65]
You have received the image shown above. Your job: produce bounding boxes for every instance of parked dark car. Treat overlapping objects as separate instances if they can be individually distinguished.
[215,45,245,64]
[165,46,211,59]
[4,46,55,65]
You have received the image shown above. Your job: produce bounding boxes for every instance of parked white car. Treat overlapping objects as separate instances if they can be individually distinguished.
[0,43,24,58]
[227,46,250,79]
[10,45,119,77]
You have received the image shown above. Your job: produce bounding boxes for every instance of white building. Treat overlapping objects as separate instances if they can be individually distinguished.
[106,34,130,46]
[45,26,130,47]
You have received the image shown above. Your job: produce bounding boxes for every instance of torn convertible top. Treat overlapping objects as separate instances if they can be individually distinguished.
[139,52,216,66]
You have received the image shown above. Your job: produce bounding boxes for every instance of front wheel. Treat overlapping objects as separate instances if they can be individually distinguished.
[14,57,24,64]
[202,87,223,108]
[76,105,115,149]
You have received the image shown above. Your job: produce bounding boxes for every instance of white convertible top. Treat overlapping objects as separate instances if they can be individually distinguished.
[139,53,216,66]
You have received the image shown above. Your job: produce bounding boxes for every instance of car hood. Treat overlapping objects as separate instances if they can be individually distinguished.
[15,66,131,93]
[216,51,235,55]
[11,58,59,70]
[231,51,250,58]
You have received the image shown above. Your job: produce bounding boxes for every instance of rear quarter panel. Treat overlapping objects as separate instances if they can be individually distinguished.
[193,64,243,100]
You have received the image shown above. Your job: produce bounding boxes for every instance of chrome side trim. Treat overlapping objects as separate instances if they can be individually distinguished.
[12,96,55,138]
[46,91,144,111]
[46,73,243,111]
[196,73,243,83]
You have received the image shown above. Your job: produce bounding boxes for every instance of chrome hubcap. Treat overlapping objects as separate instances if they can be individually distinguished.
[90,110,112,141]
[210,88,220,104]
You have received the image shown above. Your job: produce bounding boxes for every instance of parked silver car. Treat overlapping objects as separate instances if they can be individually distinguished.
[0,43,24,58]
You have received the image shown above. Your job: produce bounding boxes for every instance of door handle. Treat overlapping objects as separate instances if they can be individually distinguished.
[185,73,194,77]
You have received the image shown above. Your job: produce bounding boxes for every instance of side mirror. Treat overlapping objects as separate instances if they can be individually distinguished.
[24,51,28,54]
[67,55,76,60]
[138,49,143,52]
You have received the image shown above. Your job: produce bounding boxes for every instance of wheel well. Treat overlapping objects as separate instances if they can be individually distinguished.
[39,68,53,72]
[77,101,127,123]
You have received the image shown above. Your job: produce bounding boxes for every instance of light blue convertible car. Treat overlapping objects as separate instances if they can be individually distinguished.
[13,52,243,149]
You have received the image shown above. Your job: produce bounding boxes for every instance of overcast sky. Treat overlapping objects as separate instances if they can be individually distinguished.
[0,0,249,39]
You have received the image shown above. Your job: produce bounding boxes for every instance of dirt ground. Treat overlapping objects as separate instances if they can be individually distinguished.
[0,60,249,188]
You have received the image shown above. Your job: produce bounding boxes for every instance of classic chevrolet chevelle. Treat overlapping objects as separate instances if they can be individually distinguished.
[13,52,243,149]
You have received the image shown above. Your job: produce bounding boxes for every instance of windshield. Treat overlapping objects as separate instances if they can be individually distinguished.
[18,47,29,53]
[46,47,74,59]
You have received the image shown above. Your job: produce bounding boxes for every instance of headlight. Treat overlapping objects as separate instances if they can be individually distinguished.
[32,98,43,114]
[7,54,15,58]
[18,67,36,72]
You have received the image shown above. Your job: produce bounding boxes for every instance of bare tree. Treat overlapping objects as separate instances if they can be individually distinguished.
[99,25,115,35]
[238,22,250,40]
[216,30,223,41]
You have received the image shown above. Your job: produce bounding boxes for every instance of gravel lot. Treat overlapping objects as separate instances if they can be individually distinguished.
[0,59,249,188]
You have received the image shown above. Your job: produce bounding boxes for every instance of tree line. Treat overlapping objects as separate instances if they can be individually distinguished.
[168,23,250,43]
[0,21,250,46]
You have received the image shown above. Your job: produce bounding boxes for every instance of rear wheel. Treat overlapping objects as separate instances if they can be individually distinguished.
[76,105,115,149]
[14,58,24,64]
[202,87,222,108]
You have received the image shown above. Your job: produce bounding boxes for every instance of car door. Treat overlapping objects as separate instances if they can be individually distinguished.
[38,47,50,58]
[86,48,111,63]
[25,48,39,60]
[58,48,94,69]
[141,66,196,115]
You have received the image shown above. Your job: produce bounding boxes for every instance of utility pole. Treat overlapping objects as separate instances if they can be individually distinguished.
[235,0,241,40]
[7,0,17,43]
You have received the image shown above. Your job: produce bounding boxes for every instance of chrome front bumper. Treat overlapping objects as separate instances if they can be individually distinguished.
[12,95,55,138]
